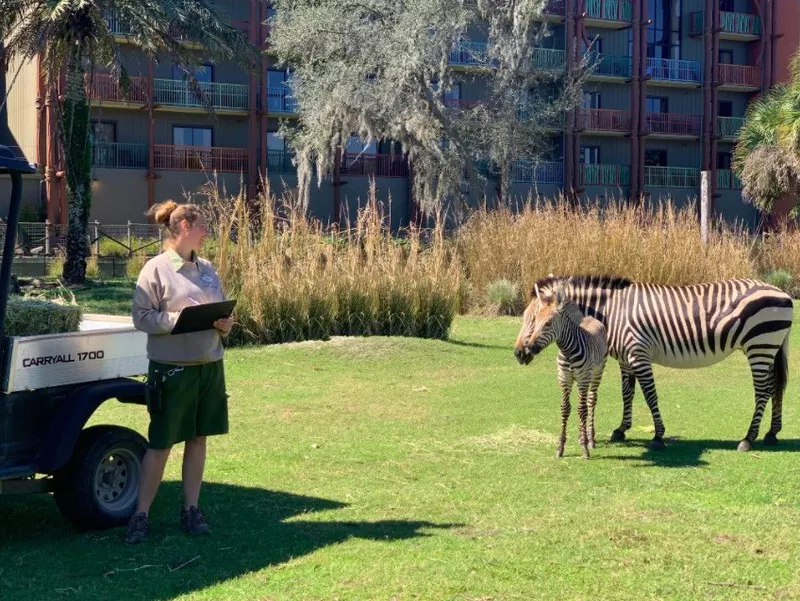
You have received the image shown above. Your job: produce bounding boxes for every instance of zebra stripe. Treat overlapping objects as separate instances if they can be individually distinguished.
[519,289,608,459]
[514,275,793,451]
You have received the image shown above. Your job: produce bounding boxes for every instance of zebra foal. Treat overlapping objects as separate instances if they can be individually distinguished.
[523,284,608,459]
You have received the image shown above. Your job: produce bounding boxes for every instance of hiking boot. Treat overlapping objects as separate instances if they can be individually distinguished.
[180,505,211,535]
[125,512,149,544]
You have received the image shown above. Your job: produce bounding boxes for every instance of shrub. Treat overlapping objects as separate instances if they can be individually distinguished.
[762,269,795,294]
[126,252,147,280]
[485,278,523,315]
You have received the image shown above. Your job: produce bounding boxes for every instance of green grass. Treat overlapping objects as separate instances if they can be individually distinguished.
[3,312,800,600]
[37,279,137,316]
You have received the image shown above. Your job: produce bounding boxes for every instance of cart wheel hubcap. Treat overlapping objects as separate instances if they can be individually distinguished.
[94,448,140,512]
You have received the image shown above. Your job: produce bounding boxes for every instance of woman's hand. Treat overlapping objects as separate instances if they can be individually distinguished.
[214,316,234,336]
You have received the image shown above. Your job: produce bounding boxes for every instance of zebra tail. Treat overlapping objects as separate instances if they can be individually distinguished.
[774,331,790,399]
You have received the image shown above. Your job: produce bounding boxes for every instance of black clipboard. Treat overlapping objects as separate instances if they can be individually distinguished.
[170,299,237,335]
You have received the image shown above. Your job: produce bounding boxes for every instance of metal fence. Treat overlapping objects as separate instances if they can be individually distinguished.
[0,221,163,258]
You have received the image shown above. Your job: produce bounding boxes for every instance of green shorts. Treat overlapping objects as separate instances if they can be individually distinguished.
[145,360,229,449]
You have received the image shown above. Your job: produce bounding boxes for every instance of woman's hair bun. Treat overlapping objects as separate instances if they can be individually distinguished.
[150,200,179,225]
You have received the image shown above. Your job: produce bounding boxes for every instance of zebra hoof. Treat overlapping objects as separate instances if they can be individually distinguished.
[609,429,626,443]
[588,440,596,450]
[648,437,665,451]
[556,448,565,458]
[763,433,779,446]
[737,440,753,452]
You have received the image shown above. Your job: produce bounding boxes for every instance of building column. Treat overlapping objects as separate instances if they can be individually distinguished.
[259,0,269,195]
[637,0,647,197]
[629,0,641,201]
[247,0,259,201]
[573,0,586,196]
[564,0,576,202]
[146,58,156,215]
[710,0,720,215]
[702,0,713,174]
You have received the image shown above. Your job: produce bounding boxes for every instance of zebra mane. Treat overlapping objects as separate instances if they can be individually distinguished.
[532,274,633,298]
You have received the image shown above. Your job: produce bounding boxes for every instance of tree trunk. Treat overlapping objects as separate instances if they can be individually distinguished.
[60,54,92,285]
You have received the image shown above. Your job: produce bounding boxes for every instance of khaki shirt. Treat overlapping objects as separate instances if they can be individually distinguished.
[132,249,226,365]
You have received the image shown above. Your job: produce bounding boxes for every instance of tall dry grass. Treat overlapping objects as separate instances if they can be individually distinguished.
[458,197,758,309]
[204,184,463,345]
[754,222,800,295]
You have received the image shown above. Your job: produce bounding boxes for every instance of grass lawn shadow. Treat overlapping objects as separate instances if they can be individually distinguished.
[599,436,800,468]
[0,481,460,601]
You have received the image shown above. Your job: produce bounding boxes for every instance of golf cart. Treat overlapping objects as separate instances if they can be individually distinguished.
[0,145,149,530]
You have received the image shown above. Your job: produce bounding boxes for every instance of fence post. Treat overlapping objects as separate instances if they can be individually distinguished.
[94,220,101,256]
[45,219,51,255]
[700,170,711,245]
[127,220,132,255]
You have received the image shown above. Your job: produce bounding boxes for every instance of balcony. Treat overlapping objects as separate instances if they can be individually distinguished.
[153,145,248,172]
[532,48,566,71]
[645,58,702,86]
[152,79,249,111]
[645,112,702,137]
[509,160,564,184]
[449,41,489,68]
[588,54,632,79]
[340,154,409,178]
[443,98,482,110]
[88,74,250,112]
[266,149,295,174]
[88,74,149,105]
[91,143,148,169]
[644,166,701,188]
[584,0,633,26]
[690,11,761,40]
[717,116,745,139]
[578,108,631,134]
[105,12,250,42]
[267,86,298,114]
[718,64,761,91]
[717,169,743,189]
[581,164,631,186]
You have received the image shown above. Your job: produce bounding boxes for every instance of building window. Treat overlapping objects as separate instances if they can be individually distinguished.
[172,64,213,82]
[90,121,116,144]
[346,136,377,154]
[444,82,461,102]
[645,149,668,166]
[173,126,213,147]
[647,0,681,60]
[719,0,734,11]
[582,92,601,109]
[719,50,734,64]
[717,152,733,169]
[718,101,733,117]
[646,96,669,113]
[580,146,601,164]
[267,132,286,151]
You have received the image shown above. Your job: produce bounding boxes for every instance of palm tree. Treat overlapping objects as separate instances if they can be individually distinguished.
[733,51,800,227]
[0,1,259,283]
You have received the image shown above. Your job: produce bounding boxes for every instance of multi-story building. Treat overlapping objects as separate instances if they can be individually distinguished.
[0,0,797,229]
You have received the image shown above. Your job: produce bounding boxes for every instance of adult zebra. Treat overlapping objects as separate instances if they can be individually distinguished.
[513,275,794,451]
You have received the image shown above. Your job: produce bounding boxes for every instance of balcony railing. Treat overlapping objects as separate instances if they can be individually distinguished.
[644,166,701,188]
[91,143,148,169]
[581,164,631,186]
[153,145,248,172]
[717,169,743,189]
[532,48,566,71]
[104,13,250,38]
[449,41,489,67]
[578,108,632,132]
[510,160,564,184]
[717,116,745,138]
[340,153,409,178]
[88,74,149,104]
[152,79,249,110]
[691,10,761,36]
[267,86,298,113]
[645,58,702,83]
[585,0,633,22]
[644,112,702,136]
[588,53,632,78]
[266,149,295,174]
[718,64,761,88]
[88,75,249,110]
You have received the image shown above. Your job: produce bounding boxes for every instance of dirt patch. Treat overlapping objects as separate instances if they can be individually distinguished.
[460,425,558,454]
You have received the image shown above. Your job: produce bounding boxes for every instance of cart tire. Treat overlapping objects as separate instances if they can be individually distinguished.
[53,425,146,530]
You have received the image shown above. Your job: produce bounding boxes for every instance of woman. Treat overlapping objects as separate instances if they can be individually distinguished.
[127,200,233,545]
